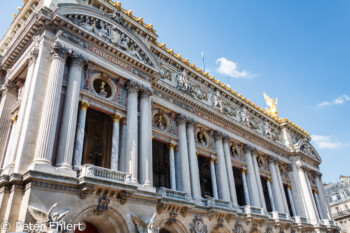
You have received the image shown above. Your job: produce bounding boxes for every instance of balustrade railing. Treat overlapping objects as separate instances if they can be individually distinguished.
[77,164,131,184]
[157,187,192,202]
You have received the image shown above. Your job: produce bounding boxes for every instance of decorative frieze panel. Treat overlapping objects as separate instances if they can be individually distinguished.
[65,14,154,67]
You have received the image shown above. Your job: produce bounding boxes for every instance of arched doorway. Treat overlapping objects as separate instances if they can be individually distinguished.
[73,207,129,233]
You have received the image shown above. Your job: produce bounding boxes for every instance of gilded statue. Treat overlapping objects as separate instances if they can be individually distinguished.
[99,81,108,98]
[155,114,166,130]
[263,93,278,117]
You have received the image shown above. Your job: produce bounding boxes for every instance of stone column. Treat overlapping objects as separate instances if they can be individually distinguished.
[0,81,17,159]
[139,87,153,186]
[242,168,251,205]
[56,53,86,169]
[268,157,285,213]
[288,160,307,217]
[287,185,297,217]
[125,81,140,183]
[175,147,181,191]
[187,120,201,201]
[252,150,267,211]
[33,44,69,165]
[275,161,290,214]
[110,114,122,171]
[168,143,176,190]
[209,157,219,199]
[313,190,323,219]
[176,114,191,195]
[315,173,332,219]
[296,162,319,224]
[243,145,261,207]
[119,118,127,172]
[214,132,231,202]
[73,102,89,170]
[266,177,276,211]
[223,138,238,206]
[2,115,18,170]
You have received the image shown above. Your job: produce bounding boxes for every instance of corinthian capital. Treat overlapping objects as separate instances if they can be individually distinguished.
[140,86,153,98]
[126,81,141,93]
[70,51,88,67]
[50,43,69,60]
[243,144,254,153]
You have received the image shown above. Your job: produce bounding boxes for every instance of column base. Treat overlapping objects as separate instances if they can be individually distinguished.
[29,162,55,174]
[1,164,15,176]
[55,166,77,178]
[138,184,156,193]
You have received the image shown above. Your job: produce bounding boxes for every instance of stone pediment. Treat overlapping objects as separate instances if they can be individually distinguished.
[56,4,159,70]
[293,139,321,162]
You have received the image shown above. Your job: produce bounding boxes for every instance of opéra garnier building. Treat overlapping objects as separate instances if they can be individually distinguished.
[0,0,338,233]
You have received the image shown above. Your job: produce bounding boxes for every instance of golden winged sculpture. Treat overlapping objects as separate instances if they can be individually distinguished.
[263,93,278,117]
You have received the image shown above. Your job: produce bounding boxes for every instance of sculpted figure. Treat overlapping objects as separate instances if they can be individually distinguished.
[264,92,278,117]
[119,33,130,51]
[28,203,70,233]
[176,70,190,92]
[212,90,223,112]
[241,107,250,126]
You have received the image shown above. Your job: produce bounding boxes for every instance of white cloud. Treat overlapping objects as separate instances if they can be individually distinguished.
[311,135,348,149]
[317,94,349,107]
[216,57,251,78]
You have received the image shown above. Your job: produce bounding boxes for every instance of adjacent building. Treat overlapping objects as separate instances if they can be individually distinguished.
[326,177,350,232]
[0,0,338,232]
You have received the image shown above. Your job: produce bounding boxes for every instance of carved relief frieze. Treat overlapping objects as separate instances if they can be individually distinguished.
[65,14,154,67]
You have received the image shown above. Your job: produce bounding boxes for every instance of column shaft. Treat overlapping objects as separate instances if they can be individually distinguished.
[223,139,238,206]
[175,148,181,191]
[119,118,127,172]
[210,158,219,199]
[266,179,276,211]
[275,162,290,214]
[56,55,85,168]
[0,84,17,159]
[244,146,261,207]
[215,134,230,202]
[125,82,139,183]
[288,162,307,217]
[2,116,18,170]
[287,186,297,217]
[252,151,267,211]
[268,158,285,212]
[297,163,318,224]
[34,45,68,165]
[176,116,191,194]
[187,122,201,201]
[111,115,122,170]
[242,169,251,205]
[315,175,331,219]
[73,102,89,170]
[169,144,176,190]
[139,89,152,186]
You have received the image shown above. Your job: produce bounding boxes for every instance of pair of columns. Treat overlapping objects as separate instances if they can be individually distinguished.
[72,102,123,171]
[214,132,238,205]
[125,82,153,186]
[295,162,330,223]
[267,157,290,214]
[176,115,201,201]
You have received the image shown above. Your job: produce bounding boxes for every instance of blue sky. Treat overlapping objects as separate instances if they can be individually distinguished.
[1,0,349,183]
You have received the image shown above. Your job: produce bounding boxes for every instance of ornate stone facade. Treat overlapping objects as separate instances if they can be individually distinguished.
[0,0,338,233]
